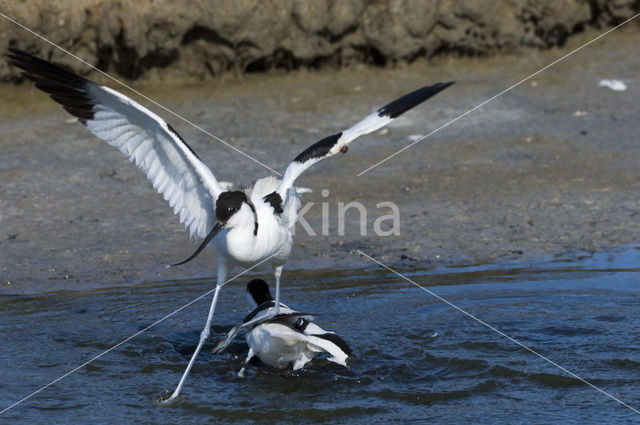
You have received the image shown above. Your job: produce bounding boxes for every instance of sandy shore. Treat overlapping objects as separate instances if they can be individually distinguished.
[1,27,639,294]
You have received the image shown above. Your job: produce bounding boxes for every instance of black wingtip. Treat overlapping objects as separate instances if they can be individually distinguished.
[7,48,87,83]
[7,48,97,122]
[377,81,455,119]
[7,47,26,61]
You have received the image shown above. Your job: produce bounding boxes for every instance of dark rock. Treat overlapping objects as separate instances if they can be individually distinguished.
[1,0,638,81]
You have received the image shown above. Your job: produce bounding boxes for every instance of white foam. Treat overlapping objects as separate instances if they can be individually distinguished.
[598,79,627,91]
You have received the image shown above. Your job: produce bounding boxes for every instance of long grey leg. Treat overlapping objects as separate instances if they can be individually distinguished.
[212,323,242,354]
[162,262,228,403]
[272,265,283,316]
[212,265,285,354]
[238,348,255,377]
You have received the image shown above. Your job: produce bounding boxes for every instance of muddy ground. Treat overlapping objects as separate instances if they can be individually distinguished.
[1,27,639,294]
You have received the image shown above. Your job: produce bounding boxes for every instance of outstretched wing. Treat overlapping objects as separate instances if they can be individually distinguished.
[275,82,454,198]
[8,49,224,239]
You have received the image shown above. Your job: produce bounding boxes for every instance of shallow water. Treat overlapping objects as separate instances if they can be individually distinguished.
[1,248,640,423]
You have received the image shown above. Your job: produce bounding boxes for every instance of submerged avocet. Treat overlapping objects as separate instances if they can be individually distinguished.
[222,279,351,375]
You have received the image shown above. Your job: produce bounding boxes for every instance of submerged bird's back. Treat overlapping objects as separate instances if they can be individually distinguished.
[246,323,320,369]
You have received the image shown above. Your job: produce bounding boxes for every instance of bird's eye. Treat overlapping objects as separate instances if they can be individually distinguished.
[228,207,235,212]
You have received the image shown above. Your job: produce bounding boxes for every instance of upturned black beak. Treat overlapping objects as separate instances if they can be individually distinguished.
[170,222,225,267]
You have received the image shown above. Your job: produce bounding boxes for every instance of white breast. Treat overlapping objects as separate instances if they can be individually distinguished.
[224,212,292,266]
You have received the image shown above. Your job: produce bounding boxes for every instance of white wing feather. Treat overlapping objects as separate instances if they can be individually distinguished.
[8,48,224,240]
[276,82,454,198]
[86,86,224,239]
[276,113,388,198]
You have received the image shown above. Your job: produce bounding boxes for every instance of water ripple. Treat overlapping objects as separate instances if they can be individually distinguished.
[2,248,640,423]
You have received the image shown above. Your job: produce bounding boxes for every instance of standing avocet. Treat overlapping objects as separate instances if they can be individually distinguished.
[8,48,453,401]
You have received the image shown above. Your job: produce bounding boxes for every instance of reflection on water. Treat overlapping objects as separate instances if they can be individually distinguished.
[1,248,640,423]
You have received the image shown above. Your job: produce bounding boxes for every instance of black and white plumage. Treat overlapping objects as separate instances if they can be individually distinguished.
[8,48,452,401]
[276,83,454,197]
[8,49,221,240]
[237,279,351,373]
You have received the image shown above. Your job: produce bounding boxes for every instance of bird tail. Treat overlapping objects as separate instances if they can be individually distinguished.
[305,333,352,367]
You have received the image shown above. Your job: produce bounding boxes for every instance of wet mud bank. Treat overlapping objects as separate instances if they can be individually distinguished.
[1,27,639,293]
[1,0,639,81]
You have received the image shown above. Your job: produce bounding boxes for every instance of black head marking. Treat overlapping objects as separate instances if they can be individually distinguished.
[377,82,455,119]
[263,191,283,214]
[249,204,258,235]
[216,191,249,223]
[295,318,310,332]
[293,132,343,163]
[247,279,273,306]
[243,197,259,235]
